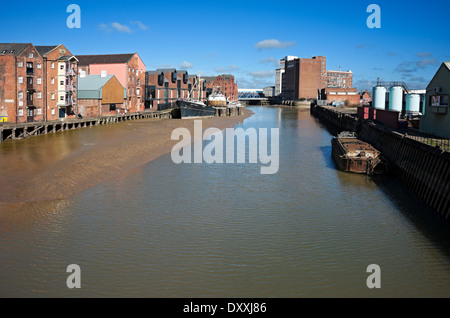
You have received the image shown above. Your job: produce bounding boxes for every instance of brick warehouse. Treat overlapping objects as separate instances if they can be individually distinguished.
[282,55,358,103]
[145,69,207,110]
[0,43,45,123]
[319,87,360,105]
[77,53,145,114]
[0,43,80,123]
[325,69,353,89]
[35,45,78,121]
[203,74,239,101]
[283,56,327,100]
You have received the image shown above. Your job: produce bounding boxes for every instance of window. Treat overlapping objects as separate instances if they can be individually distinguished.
[37,64,42,69]
[51,108,56,115]
[51,63,55,69]
[28,53,33,58]
[18,109,24,116]
[60,81,64,86]
[37,108,42,115]
[60,96,64,101]
[431,95,449,106]
[137,88,140,95]
[18,61,23,67]
[37,78,42,85]
[60,64,64,70]
[110,104,116,111]
[37,92,42,99]
[51,78,55,84]
[18,76,23,84]
[18,92,23,99]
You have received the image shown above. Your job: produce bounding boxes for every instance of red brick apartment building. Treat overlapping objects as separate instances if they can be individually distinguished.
[0,43,78,123]
[76,53,145,114]
[0,43,45,123]
[145,69,206,110]
[35,45,78,120]
[204,74,239,101]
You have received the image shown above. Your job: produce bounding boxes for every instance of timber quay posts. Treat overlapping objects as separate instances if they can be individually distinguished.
[311,103,450,223]
[0,110,172,143]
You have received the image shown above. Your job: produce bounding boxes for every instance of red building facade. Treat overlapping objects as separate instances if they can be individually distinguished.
[204,74,239,101]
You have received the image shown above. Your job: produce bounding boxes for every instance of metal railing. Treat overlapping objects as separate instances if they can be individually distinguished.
[401,128,450,151]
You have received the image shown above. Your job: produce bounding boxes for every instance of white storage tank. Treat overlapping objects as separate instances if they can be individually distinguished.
[389,86,403,112]
[405,94,420,113]
[372,86,387,110]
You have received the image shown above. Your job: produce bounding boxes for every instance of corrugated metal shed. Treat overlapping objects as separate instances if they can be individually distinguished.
[78,75,127,99]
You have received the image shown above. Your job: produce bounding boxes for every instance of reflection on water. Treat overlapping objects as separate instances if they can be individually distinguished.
[1,106,450,297]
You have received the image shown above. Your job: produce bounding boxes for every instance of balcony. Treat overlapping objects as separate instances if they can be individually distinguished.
[27,82,35,92]
[65,84,74,91]
[66,69,76,76]
[58,98,74,107]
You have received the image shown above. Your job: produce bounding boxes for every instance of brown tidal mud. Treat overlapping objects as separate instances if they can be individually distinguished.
[0,110,253,208]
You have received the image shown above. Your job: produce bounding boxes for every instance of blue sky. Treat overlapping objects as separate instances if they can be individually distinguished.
[1,0,449,90]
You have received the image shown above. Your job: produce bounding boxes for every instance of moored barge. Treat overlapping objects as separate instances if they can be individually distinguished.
[331,132,384,175]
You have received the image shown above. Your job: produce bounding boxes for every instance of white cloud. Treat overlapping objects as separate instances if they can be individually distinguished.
[214,65,239,73]
[158,64,173,69]
[179,61,193,69]
[249,70,275,78]
[131,21,149,31]
[111,22,132,33]
[416,52,432,58]
[416,58,439,68]
[255,39,295,50]
[259,57,280,67]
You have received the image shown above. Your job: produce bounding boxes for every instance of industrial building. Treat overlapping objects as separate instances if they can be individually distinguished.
[77,74,127,117]
[276,54,358,103]
[320,87,360,106]
[372,81,425,114]
[283,56,326,100]
[263,86,275,97]
[325,69,353,89]
[420,62,450,138]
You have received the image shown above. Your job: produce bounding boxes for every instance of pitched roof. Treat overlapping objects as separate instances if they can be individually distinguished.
[78,74,127,99]
[0,43,32,57]
[444,62,450,70]
[35,45,59,57]
[76,53,136,66]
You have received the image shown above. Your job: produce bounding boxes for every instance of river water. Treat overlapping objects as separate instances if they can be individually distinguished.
[1,106,450,298]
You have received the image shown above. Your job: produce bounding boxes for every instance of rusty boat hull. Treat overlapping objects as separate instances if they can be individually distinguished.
[331,134,384,175]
